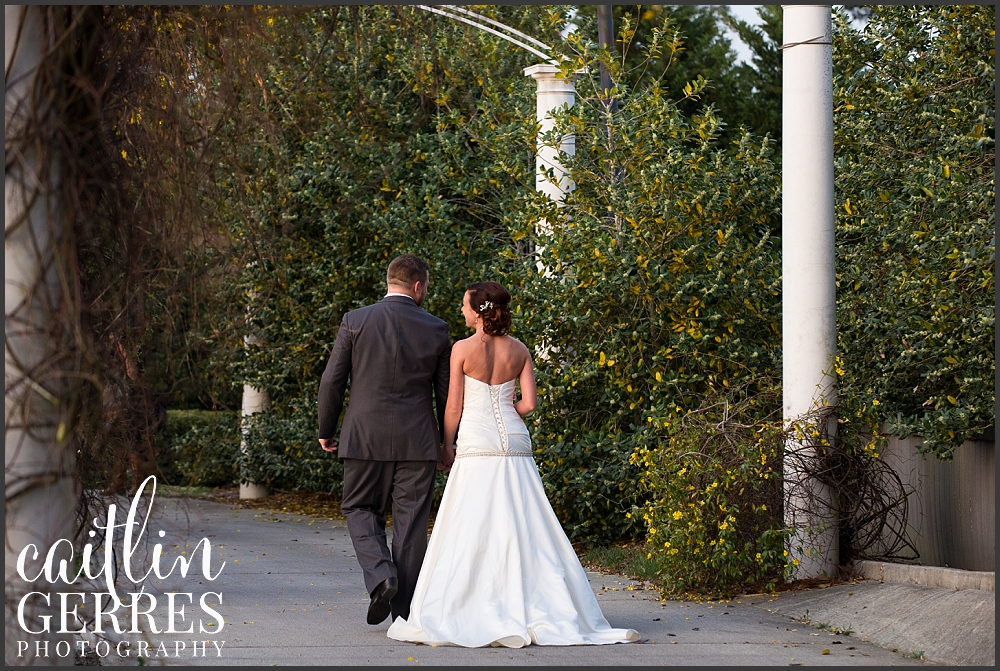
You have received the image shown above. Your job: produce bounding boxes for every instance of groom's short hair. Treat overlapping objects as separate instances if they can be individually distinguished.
[387,254,430,287]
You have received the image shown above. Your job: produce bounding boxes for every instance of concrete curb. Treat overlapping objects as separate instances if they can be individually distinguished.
[757,581,995,666]
[854,560,995,592]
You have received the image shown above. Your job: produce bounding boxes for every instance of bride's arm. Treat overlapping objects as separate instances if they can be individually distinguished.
[514,351,537,418]
[441,343,466,466]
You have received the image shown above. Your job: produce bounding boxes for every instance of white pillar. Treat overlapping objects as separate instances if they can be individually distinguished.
[524,64,579,362]
[524,63,580,292]
[5,5,77,663]
[781,5,838,578]
[239,336,269,499]
[524,64,578,204]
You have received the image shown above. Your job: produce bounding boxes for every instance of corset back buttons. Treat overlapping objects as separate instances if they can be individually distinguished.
[489,385,510,453]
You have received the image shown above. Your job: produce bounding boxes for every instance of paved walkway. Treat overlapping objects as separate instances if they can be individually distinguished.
[88,497,939,666]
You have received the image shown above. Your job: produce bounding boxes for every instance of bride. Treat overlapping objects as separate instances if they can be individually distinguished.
[387,281,640,648]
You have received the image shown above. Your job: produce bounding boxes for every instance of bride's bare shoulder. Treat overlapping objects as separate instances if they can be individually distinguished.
[505,336,531,359]
[453,335,478,351]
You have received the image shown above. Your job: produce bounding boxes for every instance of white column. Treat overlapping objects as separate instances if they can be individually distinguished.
[781,5,838,578]
[5,5,76,663]
[524,63,580,293]
[524,64,577,204]
[524,64,579,363]
[239,336,269,499]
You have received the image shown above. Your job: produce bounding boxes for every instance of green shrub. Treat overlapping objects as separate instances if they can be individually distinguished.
[158,410,240,487]
[239,394,343,493]
[833,6,995,458]
[633,386,790,597]
[505,61,782,545]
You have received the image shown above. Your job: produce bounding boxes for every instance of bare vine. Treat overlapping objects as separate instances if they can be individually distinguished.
[784,405,918,565]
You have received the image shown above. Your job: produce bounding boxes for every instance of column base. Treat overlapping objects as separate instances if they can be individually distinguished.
[240,482,269,499]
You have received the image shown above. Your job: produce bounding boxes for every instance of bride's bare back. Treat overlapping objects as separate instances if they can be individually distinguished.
[459,334,529,386]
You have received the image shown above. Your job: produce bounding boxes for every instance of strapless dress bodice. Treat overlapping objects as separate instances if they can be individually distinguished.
[454,375,532,458]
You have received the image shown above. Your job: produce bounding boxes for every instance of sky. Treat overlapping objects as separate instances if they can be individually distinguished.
[724,4,766,65]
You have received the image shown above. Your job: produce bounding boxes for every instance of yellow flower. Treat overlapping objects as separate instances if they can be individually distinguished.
[793,559,801,566]
[756,553,763,561]
[761,504,766,511]
[872,399,880,406]
[672,511,683,520]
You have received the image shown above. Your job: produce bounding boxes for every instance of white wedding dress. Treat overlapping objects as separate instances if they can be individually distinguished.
[386,375,640,648]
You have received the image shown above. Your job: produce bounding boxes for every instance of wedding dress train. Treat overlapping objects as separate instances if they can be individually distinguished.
[386,375,640,647]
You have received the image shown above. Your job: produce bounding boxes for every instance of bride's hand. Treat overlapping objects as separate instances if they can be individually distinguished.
[439,443,456,472]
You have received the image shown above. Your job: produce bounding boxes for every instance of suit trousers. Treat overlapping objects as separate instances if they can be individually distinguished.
[341,458,437,621]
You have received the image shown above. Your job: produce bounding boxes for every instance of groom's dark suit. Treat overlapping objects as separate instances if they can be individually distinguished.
[318,295,451,621]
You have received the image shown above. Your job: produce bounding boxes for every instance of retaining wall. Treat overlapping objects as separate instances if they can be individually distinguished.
[880,433,995,572]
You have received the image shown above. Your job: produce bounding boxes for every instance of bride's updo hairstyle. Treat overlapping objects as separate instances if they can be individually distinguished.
[467,281,512,337]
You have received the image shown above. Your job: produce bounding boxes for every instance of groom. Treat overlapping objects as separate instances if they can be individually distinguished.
[318,254,452,625]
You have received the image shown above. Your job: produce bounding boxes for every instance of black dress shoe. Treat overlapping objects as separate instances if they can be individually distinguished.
[367,577,398,625]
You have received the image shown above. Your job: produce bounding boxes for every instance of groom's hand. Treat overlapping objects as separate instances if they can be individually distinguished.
[319,438,338,453]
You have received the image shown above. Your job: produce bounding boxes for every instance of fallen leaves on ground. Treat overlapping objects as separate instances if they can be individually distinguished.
[202,487,348,521]
[200,487,447,528]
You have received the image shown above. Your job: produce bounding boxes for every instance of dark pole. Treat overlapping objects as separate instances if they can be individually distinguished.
[597,4,621,218]
[596,5,617,113]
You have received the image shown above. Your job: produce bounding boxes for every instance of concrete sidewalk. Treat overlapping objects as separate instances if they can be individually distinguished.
[82,497,941,666]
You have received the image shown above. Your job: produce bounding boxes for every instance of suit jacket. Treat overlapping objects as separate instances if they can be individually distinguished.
[318,296,452,461]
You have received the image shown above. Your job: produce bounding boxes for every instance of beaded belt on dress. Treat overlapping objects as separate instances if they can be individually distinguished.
[455,449,533,459]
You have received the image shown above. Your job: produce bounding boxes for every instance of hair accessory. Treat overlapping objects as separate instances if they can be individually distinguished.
[479,301,494,312]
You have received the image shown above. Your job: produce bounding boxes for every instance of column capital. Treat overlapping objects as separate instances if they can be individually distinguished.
[523,63,559,78]
[524,63,587,91]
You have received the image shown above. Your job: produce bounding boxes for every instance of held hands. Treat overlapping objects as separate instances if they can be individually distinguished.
[319,438,338,453]
[439,443,456,473]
